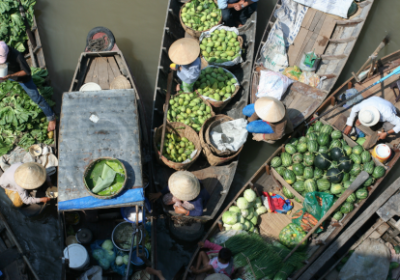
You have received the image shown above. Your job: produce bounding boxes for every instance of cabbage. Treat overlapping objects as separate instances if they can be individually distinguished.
[229,205,241,213]
[237,214,245,224]
[232,223,244,231]
[241,209,249,218]
[123,255,129,265]
[222,211,237,225]
[250,215,258,225]
[253,228,259,234]
[244,220,251,231]
[244,189,257,202]
[256,206,268,215]
[224,224,232,230]
[102,239,114,251]
[248,223,254,232]
[255,197,262,208]
[237,197,249,209]
[115,256,124,266]
[246,209,255,220]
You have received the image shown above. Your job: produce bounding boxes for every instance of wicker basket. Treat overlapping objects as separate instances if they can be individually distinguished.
[179,2,222,38]
[200,35,244,68]
[200,115,244,166]
[153,122,202,171]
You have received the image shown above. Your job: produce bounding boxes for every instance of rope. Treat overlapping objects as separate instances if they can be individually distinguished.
[87,35,107,52]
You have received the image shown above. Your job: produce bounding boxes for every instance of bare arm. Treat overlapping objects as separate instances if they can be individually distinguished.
[1,70,29,80]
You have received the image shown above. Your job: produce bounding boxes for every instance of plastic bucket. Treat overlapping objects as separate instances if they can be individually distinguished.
[0,63,8,78]
[63,244,89,270]
[131,246,149,266]
[371,144,392,163]
[121,198,151,223]
[79,82,102,91]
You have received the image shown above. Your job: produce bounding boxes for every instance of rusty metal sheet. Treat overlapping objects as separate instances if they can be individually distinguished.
[58,89,143,211]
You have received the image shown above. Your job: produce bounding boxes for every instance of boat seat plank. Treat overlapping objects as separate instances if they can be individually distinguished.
[312,17,337,56]
[96,57,110,90]
[84,58,97,84]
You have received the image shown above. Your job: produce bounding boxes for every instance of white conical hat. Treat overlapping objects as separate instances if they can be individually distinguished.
[168,38,200,65]
[168,171,200,201]
[254,97,286,123]
[359,106,380,127]
[14,162,46,190]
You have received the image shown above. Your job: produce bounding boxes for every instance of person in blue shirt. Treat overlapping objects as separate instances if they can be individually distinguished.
[149,171,210,216]
[217,0,258,27]
[169,38,201,93]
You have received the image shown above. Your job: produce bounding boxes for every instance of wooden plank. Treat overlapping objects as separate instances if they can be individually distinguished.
[271,168,304,202]
[369,222,390,239]
[107,57,121,77]
[312,17,337,55]
[297,177,400,280]
[96,57,109,90]
[301,9,317,29]
[114,54,129,77]
[309,11,324,32]
[311,13,327,34]
[287,28,312,66]
[84,58,97,84]
[295,32,318,66]
[91,57,100,85]
[107,62,116,86]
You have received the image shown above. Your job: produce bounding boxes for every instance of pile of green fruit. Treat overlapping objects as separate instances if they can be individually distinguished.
[180,0,221,32]
[200,29,241,63]
[194,66,238,101]
[270,122,386,221]
[167,92,213,132]
[158,132,196,163]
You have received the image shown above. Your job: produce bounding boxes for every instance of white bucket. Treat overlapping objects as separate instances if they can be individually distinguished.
[0,63,8,78]
[63,244,89,270]
[79,82,102,92]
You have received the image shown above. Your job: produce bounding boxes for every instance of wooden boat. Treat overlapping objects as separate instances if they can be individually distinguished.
[251,0,375,129]
[150,0,257,226]
[183,50,400,280]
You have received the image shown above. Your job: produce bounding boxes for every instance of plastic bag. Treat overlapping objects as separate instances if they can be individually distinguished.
[210,119,248,152]
[299,72,320,88]
[256,70,293,100]
[279,223,307,249]
[77,266,102,280]
[303,192,334,221]
[110,249,133,276]
[292,208,324,233]
[90,240,116,271]
[282,66,302,81]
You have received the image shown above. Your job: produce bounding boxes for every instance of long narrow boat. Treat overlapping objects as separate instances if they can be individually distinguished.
[251,0,374,129]
[183,50,400,280]
[150,0,257,228]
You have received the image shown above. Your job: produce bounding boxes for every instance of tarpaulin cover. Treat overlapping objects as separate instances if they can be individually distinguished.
[58,89,144,211]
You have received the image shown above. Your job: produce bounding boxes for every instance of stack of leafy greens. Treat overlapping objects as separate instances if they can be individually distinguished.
[85,159,126,196]
[31,67,55,107]
[0,78,53,156]
[0,0,36,53]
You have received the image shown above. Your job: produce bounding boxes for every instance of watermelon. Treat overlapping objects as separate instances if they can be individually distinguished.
[352,145,363,155]
[292,163,305,176]
[329,161,338,169]
[314,153,331,170]
[342,173,350,182]
[314,121,323,132]
[343,181,352,189]
[285,144,297,155]
[343,145,352,156]
[303,166,314,179]
[304,179,317,193]
[283,169,296,184]
[271,156,282,168]
[330,183,343,194]
[307,126,315,134]
[327,168,343,183]
[372,166,385,179]
[331,130,342,139]
[289,138,299,146]
[307,140,319,153]
[355,188,368,200]
[363,176,374,187]
[361,151,371,163]
[303,152,315,166]
[363,161,375,174]
[296,176,305,181]
[331,147,344,161]
[314,168,323,179]
[317,179,331,191]
[317,133,331,146]
[293,181,305,193]
[340,202,354,214]
[330,140,342,150]
[350,163,362,176]
[320,124,334,134]
[333,211,343,221]
[318,146,329,153]
[292,153,304,164]
[338,157,353,173]
[349,175,357,182]
[307,132,318,141]
[297,142,308,153]
[282,186,295,199]
[281,152,292,167]
[299,136,308,143]
[350,154,362,164]
[346,193,357,203]
[275,167,286,176]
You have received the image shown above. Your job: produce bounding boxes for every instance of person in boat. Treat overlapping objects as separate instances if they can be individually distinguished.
[0,162,51,207]
[190,240,234,277]
[169,38,201,93]
[0,41,56,131]
[218,0,258,27]
[343,96,400,140]
[242,96,293,144]
[148,171,210,216]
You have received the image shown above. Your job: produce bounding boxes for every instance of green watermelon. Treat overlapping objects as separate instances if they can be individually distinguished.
[283,169,296,184]
[307,126,315,134]
[350,163,362,176]
[314,168,323,179]
[314,121,323,132]
[333,211,343,221]
[303,166,314,179]
[289,138,299,146]
[355,188,368,200]
[292,163,305,176]
[282,186,295,199]
[363,161,375,174]
[281,152,292,167]
[372,166,385,179]
[304,179,317,193]
[361,151,371,163]
[350,154,362,164]
[330,183,343,194]
[326,168,344,183]
[297,142,308,153]
[352,145,363,155]
[314,153,331,170]
[285,144,297,155]
[340,202,354,214]
[330,140,342,150]
[338,157,353,173]
[275,167,286,176]
[349,175,357,182]
[346,193,357,203]
[292,153,303,164]
[320,124,334,134]
[296,176,305,181]
[343,181,352,189]
[329,161,338,169]
[271,156,282,168]
[342,173,350,182]
[317,133,331,146]
[293,181,305,193]
[343,145,352,156]
[319,146,329,153]
[363,176,374,187]
[303,152,315,166]
[299,136,308,143]
[317,179,331,191]
[331,147,344,161]
[307,140,319,153]
[331,130,342,139]
[307,132,318,141]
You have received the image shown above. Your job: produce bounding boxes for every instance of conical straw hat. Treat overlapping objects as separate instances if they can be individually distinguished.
[254,97,286,123]
[168,171,200,201]
[14,162,46,190]
[205,274,231,280]
[110,75,131,89]
[168,38,200,65]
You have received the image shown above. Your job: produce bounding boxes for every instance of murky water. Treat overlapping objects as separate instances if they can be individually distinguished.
[1,0,399,279]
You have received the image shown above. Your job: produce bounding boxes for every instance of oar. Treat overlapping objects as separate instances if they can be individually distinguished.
[283,171,369,262]
[308,65,400,126]
[159,69,175,159]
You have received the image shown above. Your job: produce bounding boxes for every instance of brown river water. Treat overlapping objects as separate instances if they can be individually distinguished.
[1,0,400,279]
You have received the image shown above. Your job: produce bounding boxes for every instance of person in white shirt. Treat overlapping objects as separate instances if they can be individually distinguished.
[344,96,400,140]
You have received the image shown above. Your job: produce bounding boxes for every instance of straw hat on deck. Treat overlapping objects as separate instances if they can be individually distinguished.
[359,106,380,127]
[254,97,286,123]
[14,162,46,190]
[168,171,200,201]
[168,38,200,65]
[205,274,231,280]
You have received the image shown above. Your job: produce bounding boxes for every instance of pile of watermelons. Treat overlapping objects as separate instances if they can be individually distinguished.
[271,121,386,221]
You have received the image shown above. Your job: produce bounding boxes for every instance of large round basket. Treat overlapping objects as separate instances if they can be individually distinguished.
[200,35,244,67]
[179,2,222,38]
[153,122,202,171]
[83,157,127,199]
[199,115,244,166]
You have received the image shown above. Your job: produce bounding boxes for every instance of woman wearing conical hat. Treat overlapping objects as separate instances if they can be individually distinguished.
[0,162,51,207]
[169,38,202,93]
[242,97,293,143]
